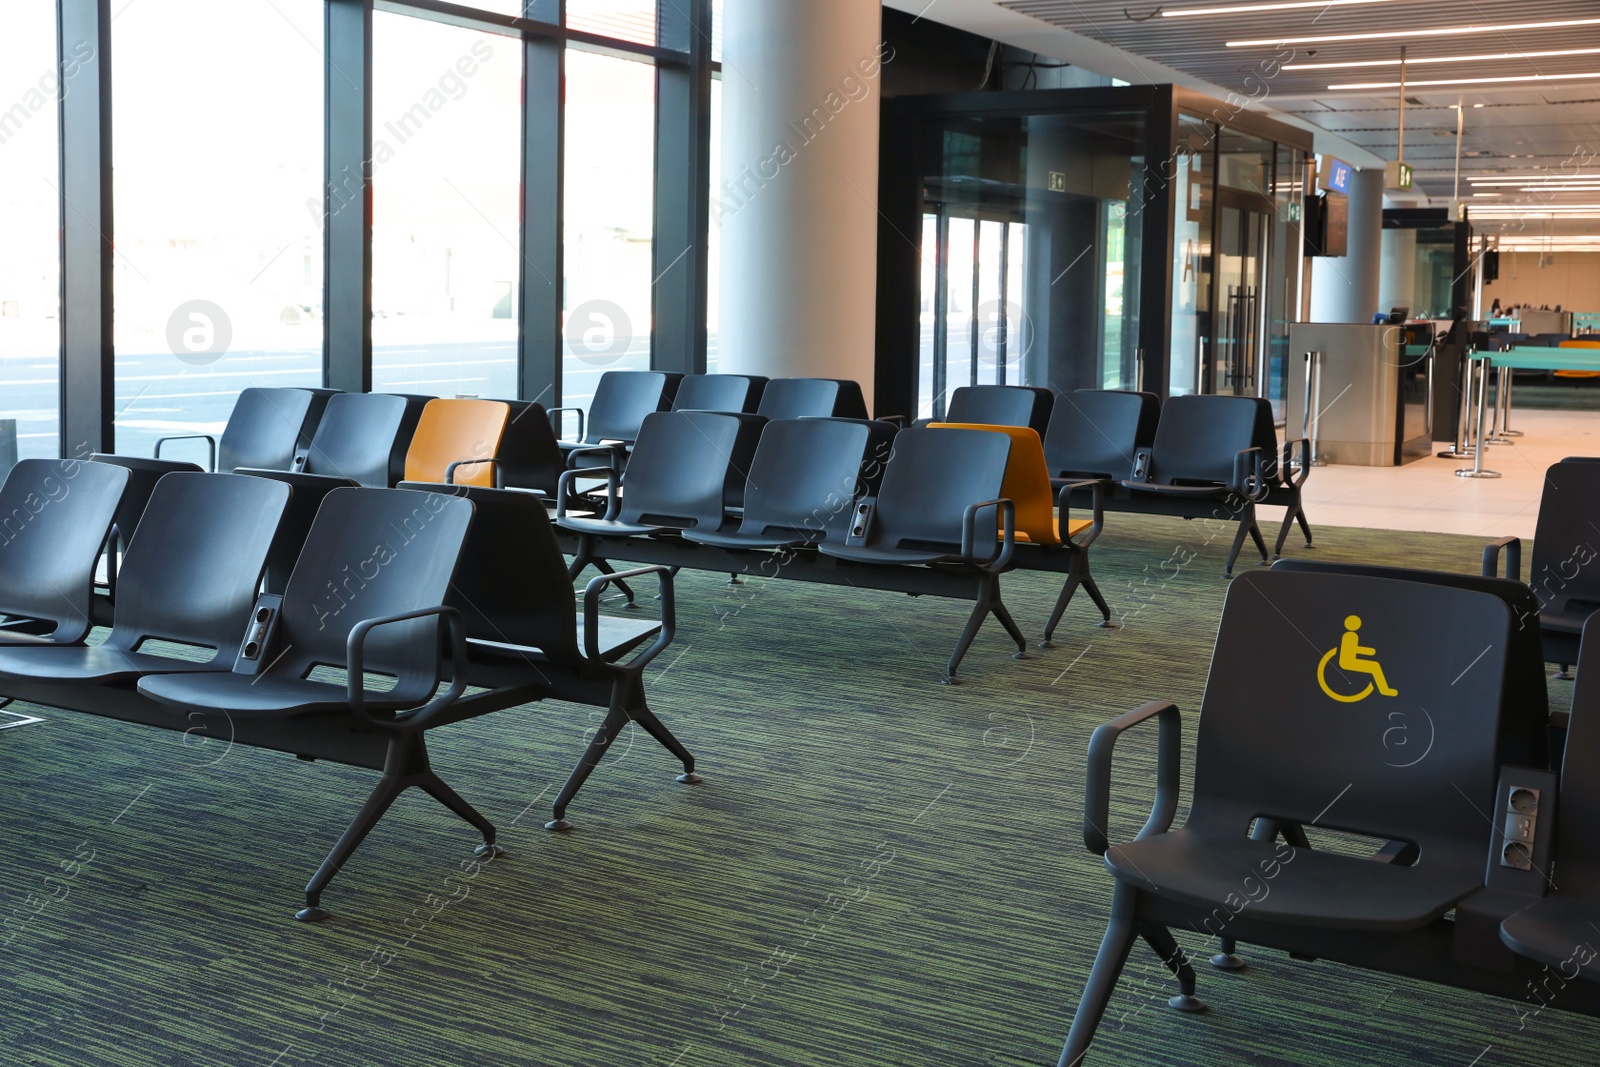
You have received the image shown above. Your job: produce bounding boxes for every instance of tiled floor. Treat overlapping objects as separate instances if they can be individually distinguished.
[1287,406,1600,540]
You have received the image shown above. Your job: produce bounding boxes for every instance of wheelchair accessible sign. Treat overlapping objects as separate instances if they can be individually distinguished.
[1317,615,1399,703]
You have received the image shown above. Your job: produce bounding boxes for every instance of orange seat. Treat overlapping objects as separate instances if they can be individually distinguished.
[928,423,1093,544]
[403,399,512,487]
[1555,340,1600,378]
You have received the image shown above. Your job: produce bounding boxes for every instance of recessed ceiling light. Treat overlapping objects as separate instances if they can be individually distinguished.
[1227,16,1600,47]
[1284,47,1600,71]
[1164,0,1400,16]
[1329,71,1600,91]
[1473,103,1485,108]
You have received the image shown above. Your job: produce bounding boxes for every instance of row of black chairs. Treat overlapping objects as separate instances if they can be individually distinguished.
[1059,560,1600,1063]
[0,457,698,920]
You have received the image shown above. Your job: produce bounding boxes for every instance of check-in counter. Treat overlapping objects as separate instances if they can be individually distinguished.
[1286,323,1432,467]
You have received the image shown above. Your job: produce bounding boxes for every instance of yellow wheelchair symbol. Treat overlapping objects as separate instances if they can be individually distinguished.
[1317,615,1399,703]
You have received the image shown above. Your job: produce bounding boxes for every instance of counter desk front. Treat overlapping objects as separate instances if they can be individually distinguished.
[1285,323,1432,467]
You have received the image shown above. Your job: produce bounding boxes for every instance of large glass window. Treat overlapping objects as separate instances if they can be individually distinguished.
[112,0,323,462]
[567,1,659,46]
[371,15,521,401]
[562,49,655,414]
[0,6,62,461]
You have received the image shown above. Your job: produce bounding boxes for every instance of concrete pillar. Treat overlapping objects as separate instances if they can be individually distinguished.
[1308,167,1383,323]
[717,0,883,411]
[1379,227,1417,317]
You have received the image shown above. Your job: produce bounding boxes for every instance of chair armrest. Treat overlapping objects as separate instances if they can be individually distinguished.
[876,414,909,429]
[1084,700,1182,856]
[557,466,620,519]
[1483,536,1522,581]
[346,606,467,731]
[446,457,502,488]
[582,565,675,669]
[1283,437,1311,488]
[154,433,218,472]
[565,444,624,473]
[549,406,585,443]
[960,497,1016,571]
[1232,446,1269,500]
[1055,479,1105,550]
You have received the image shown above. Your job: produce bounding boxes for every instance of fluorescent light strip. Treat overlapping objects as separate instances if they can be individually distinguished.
[1330,71,1600,91]
[1521,186,1600,192]
[1285,47,1600,72]
[1227,16,1600,47]
[1164,0,1397,17]
[1470,175,1600,183]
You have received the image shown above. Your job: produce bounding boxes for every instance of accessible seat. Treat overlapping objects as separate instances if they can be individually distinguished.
[1482,458,1600,677]
[929,422,1111,644]
[552,370,675,468]
[672,373,767,414]
[819,426,1022,682]
[397,481,698,833]
[0,473,289,684]
[755,377,870,421]
[1059,568,1526,1064]
[0,458,128,646]
[1502,614,1600,978]
[137,487,477,921]
[1118,393,1271,576]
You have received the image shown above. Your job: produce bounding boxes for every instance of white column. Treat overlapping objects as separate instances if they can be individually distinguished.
[717,0,885,411]
[1309,167,1383,323]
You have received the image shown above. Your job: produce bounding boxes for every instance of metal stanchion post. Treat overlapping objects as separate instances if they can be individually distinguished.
[1485,360,1512,445]
[1501,371,1523,437]
[1457,355,1501,478]
[1302,350,1327,467]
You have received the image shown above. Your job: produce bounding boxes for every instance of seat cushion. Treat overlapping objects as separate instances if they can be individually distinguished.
[1107,829,1482,933]
[683,529,817,550]
[557,516,674,538]
[1501,897,1600,978]
[138,671,410,717]
[0,645,228,685]
[818,544,962,567]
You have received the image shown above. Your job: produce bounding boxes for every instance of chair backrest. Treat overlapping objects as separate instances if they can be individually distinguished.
[945,385,1054,438]
[1527,460,1600,625]
[496,400,565,495]
[734,419,870,542]
[1271,559,1548,769]
[1043,389,1158,481]
[0,459,128,642]
[402,399,511,488]
[721,412,768,510]
[929,423,1058,545]
[673,374,766,413]
[398,483,583,668]
[1145,393,1259,486]
[869,427,1010,552]
[217,388,319,474]
[92,453,206,551]
[274,488,474,701]
[757,378,869,421]
[302,392,414,487]
[616,411,743,530]
[1553,616,1600,895]
[111,473,290,657]
[1190,569,1512,879]
[1560,339,1600,349]
[584,371,672,444]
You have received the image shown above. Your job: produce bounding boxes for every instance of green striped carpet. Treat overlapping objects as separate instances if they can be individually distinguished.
[0,512,1593,1067]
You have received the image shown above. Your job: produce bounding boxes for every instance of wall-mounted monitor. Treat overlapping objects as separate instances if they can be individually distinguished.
[1304,192,1349,257]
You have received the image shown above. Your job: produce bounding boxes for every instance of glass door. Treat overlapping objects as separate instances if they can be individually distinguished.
[918,206,1028,419]
[1209,191,1272,396]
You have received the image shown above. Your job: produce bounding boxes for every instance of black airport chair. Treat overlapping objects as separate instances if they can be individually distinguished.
[756,377,870,421]
[552,370,674,468]
[672,373,767,414]
[0,473,289,683]
[941,384,1054,438]
[154,386,332,474]
[1502,614,1600,979]
[684,418,873,550]
[1119,393,1270,576]
[494,399,567,497]
[1059,568,1522,1065]
[1043,389,1159,484]
[1483,458,1600,677]
[137,487,477,922]
[287,391,423,488]
[819,426,1022,682]
[0,458,128,646]
[560,411,744,600]
[90,454,206,622]
[398,482,698,832]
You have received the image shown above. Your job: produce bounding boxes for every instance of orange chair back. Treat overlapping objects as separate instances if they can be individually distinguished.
[404,399,511,487]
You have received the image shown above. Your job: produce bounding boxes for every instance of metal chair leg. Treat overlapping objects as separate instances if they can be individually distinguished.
[547,704,630,831]
[1058,886,1141,1067]
[1141,925,1206,1012]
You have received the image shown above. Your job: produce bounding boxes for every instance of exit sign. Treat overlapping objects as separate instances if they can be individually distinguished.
[1048,171,1066,192]
[1386,160,1413,191]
